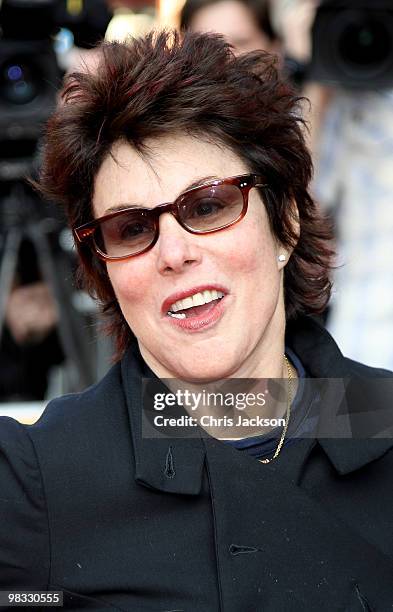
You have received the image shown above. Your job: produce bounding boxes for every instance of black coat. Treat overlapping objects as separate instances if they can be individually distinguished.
[1,316,393,611]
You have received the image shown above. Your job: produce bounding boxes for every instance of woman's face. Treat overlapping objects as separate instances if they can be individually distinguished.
[187,0,273,55]
[93,134,288,381]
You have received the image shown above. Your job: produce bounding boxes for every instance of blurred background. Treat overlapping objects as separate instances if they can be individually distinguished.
[1,0,393,422]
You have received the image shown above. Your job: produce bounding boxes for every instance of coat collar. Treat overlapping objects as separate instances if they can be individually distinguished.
[121,315,393,493]
[286,315,393,474]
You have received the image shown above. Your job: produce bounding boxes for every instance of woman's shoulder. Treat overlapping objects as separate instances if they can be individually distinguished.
[0,360,125,503]
[22,361,132,481]
[31,361,124,432]
[0,361,125,455]
[0,415,50,588]
[0,415,39,475]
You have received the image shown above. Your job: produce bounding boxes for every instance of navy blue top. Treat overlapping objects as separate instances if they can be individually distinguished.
[226,347,320,460]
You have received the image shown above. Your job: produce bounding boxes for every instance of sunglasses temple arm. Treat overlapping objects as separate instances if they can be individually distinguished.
[73,227,95,244]
[253,175,267,188]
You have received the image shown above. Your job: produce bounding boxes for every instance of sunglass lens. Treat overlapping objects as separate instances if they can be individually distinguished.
[96,210,155,258]
[180,184,244,232]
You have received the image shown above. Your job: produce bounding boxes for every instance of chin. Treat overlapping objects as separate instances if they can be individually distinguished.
[169,357,237,383]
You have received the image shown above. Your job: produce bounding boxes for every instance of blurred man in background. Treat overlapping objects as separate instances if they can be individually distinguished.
[272,0,393,370]
[0,233,64,401]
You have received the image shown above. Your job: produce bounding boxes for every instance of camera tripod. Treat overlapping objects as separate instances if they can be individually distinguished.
[0,182,97,393]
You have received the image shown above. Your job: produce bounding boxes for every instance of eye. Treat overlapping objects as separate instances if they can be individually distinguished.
[118,220,150,240]
[187,197,225,218]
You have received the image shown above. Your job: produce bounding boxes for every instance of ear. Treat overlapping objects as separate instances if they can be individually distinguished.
[276,199,300,270]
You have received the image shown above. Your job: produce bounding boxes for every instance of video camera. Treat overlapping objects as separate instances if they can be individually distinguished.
[309,0,393,89]
[0,1,112,391]
[0,0,112,181]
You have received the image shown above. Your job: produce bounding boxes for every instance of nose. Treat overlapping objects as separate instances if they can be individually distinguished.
[155,212,202,274]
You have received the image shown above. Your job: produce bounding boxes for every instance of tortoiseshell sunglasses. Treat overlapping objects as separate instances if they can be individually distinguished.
[74,174,266,261]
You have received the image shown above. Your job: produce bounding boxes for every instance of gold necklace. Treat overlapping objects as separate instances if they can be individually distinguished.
[259,354,293,464]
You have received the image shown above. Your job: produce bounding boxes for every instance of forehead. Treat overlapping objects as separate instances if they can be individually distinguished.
[92,133,250,216]
[189,0,259,36]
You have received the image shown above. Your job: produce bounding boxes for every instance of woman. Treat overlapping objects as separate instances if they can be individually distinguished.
[0,31,392,611]
[180,0,279,56]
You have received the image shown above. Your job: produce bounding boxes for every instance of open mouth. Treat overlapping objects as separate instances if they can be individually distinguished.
[167,289,225,319]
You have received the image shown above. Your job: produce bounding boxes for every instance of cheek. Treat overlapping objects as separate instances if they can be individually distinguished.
[223,218,277,278]
[224,219,281,324]
[107,260,154,323]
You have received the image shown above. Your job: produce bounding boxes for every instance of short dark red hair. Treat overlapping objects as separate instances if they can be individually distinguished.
[38,30,333,359]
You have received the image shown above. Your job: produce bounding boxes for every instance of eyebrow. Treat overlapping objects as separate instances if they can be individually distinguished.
[103,175,220,214]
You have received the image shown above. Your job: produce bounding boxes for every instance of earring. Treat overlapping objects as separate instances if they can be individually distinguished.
[278,254,286,262]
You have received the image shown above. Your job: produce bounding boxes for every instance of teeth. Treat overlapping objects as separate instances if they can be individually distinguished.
[168,289,225,313]
[167,312,186,319]
[192,293,205,307]
[182,297,194,310]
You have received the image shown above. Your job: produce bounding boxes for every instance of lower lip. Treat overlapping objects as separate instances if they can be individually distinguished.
[165,297,227,332]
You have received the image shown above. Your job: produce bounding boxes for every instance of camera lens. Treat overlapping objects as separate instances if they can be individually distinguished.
[334,10,392,78]
[0,58,39,105]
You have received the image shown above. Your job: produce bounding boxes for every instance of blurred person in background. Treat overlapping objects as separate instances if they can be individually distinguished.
[0,0,125,403]
[66,0,155,70]
[272,0,393,370]
[0,235,64,402]
[180,0,280,56]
